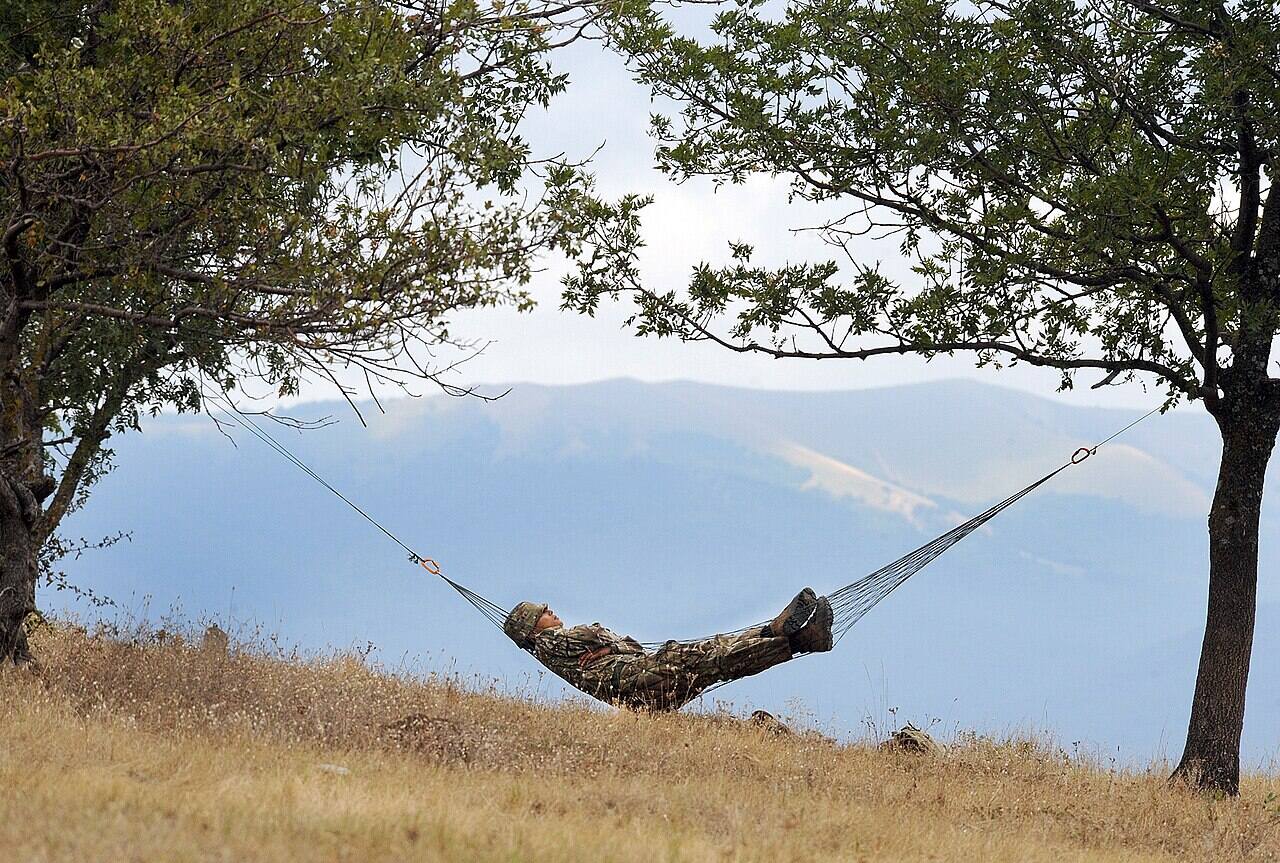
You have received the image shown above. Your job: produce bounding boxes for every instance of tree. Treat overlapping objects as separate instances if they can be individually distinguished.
[0,1,599,665]
[559,0,1280,794]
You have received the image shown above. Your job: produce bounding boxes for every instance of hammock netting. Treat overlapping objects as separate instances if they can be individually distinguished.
[446,459,1073,652]
[210,392,1153,705]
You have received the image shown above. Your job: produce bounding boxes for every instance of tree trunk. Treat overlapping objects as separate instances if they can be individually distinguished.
[0,366,44,665]
[0,467,39,664]
[1172,405,1280,795]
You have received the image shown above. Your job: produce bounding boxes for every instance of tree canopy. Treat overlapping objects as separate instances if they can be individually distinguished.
[566,0,1279,408]
[562,0,1280,795]
[0,0,597,653]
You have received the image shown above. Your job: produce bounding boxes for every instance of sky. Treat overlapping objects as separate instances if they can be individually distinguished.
[408,35,1173,412]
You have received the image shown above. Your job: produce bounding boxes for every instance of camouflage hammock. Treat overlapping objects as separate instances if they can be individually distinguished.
[210,395,1158,673]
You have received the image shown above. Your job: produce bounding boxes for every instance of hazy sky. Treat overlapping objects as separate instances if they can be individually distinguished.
[347,38,1174,412]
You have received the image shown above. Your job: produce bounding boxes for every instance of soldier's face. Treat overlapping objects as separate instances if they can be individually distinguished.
[535,608,563,632]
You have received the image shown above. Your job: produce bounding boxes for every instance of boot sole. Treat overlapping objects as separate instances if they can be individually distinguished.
[781,600,819,636]
[770,588,818,637]
[790,597,834,652]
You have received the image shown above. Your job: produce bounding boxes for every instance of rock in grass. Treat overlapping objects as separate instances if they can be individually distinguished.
[748,710,794,736]
[881,724,941,755]
[200,624,229,655]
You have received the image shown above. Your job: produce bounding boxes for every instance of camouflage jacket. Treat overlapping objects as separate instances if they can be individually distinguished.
[531,624,645,689]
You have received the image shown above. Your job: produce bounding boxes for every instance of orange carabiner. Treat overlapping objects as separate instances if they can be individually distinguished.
[418,557,442,575]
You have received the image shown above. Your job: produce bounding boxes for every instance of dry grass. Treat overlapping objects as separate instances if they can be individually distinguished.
[2,621,1279,862]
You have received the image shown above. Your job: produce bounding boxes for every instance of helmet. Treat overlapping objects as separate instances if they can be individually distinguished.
[503,601,547,647]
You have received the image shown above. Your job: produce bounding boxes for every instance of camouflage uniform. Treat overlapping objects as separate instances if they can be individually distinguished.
[531,623,793,711]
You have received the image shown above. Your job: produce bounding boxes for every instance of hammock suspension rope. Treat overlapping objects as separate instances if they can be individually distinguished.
[206,393,1161,652]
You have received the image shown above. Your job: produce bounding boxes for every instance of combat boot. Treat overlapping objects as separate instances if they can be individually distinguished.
[787,596,834,653]
[768,587,818,637]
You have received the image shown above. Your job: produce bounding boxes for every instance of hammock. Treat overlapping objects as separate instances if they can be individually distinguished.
[426,451,1087,650]
[208,394,1159,683]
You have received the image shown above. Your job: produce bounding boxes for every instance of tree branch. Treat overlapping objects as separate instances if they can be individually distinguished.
[35,344,172,543]
[630,284,1201,400]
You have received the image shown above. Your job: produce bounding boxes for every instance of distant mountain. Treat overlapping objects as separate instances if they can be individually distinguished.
[53,379,1280,764]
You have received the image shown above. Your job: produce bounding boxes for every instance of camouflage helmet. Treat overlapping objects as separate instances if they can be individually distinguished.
[503,601,547,647]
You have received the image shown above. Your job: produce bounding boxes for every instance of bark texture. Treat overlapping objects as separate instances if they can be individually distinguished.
[0,470,38,663]
[0,364,47,665]
[1173,396,1280,794]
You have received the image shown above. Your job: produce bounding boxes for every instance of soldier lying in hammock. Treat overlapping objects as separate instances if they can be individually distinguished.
[502,588,834,711]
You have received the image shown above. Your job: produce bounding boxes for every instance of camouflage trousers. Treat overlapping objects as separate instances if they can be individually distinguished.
[579,631,793,711]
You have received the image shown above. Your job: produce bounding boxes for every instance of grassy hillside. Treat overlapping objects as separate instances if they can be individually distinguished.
[3,622,1279,862]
